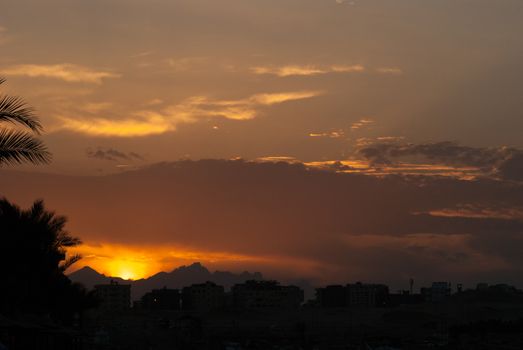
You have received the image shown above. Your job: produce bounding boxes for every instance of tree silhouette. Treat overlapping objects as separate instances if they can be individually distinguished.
[0,77,51,165]
[0,198,97,323]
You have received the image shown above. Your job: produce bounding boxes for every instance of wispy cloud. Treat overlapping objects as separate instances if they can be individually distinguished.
[356,140,523,181]
[351,118,374,130]
[86,147,144,162]
[60,115,170,137]
[256,156,301,163]
[251,64,365,77]
[248,91,321,105]
[0,64,120,84]
[376,67,403,75]
[309,130,345,138]
[58,91,323,137]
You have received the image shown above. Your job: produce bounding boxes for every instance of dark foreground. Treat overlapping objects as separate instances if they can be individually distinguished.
[2,300,523,350]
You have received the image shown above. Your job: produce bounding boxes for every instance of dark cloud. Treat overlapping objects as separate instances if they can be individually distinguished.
[86,148,144,162]
[1,159,522,287]
[498,153,523,181]
[358,141,523,181]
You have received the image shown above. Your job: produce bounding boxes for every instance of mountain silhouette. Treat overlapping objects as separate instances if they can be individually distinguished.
[69,262,263,300]
[69,266,129,287]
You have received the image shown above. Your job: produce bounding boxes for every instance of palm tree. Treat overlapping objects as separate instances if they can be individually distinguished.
[0,77,51,165]
[0,198,90,319]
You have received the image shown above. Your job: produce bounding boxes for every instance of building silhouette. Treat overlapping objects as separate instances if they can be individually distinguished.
[388,290,424,306]
[346,282,389,307]
[421,282,452,302]
[141,287,180,310]
[182,281,225,311]
[232,280,304,309]
[316,285,346,307]
[316,283,389,307]
[94,280,131,311]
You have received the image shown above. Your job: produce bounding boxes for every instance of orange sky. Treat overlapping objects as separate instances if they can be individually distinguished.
[2,0,523,287]
[1,0,523,175]
[69,243,270,280]
[3,159,522,288]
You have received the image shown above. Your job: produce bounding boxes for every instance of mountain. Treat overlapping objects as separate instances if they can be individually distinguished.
[68,266,130,289]
[68,262,263,301]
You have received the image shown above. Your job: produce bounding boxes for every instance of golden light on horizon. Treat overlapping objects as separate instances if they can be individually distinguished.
[66,242,327,281]
[68,242,272,280]
[104,259,149,281]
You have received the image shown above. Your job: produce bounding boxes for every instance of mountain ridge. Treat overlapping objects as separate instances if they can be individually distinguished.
[68,262,264,301]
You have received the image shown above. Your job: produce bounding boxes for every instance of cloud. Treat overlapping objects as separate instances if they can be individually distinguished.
[86,147,144,162]
[256,156,301,163]
[248,91,321,105]
[58,91,323,137]
[306,159,484,179]
[251,64,365,77]
[498,153,523,182]
[252,64,404,78]
[3,159,523,286]
[0,64,120,84]
[351,118,374,130]
[357,140,523,181]
[60,115,170,137]
[309,130,345,138]
[376,67,403,75]
[425,204,523,221]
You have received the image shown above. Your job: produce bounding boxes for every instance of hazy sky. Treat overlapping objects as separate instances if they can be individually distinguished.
[1,0,522,173]
[1,0,523,287]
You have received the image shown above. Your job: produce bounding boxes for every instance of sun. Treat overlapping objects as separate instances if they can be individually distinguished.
[104,259,149,280]
[119,269,136,281]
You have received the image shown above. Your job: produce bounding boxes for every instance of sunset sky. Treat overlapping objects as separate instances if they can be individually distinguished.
[1,0,523,288]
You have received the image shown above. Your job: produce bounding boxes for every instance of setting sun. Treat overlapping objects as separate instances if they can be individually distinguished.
[105,260,146,281]
[68,243,274,280]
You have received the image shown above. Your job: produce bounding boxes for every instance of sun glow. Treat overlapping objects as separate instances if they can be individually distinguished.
[68,243,271,280]
[104,259,149,281]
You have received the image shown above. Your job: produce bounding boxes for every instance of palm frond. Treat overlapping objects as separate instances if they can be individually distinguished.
[59,254,82,272]
[0,128,52,165]
[56,233,82,247]
[0,94,43,133]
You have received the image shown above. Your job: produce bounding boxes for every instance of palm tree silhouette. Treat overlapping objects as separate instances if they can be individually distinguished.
[0,198,90,319]
[0,77,51,165]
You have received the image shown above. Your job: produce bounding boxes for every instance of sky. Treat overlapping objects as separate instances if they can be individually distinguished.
[1,0,523,289]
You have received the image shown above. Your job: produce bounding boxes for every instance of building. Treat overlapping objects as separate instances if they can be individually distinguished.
[316,283,389,308]
[316,285,346,307]
[141,287,180,310]
[421,282,451,302]
[388,290,424,306]
[94,280,131,311]
[232,280,304,309]
[182,281,225,311]
[346,283,389,307]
